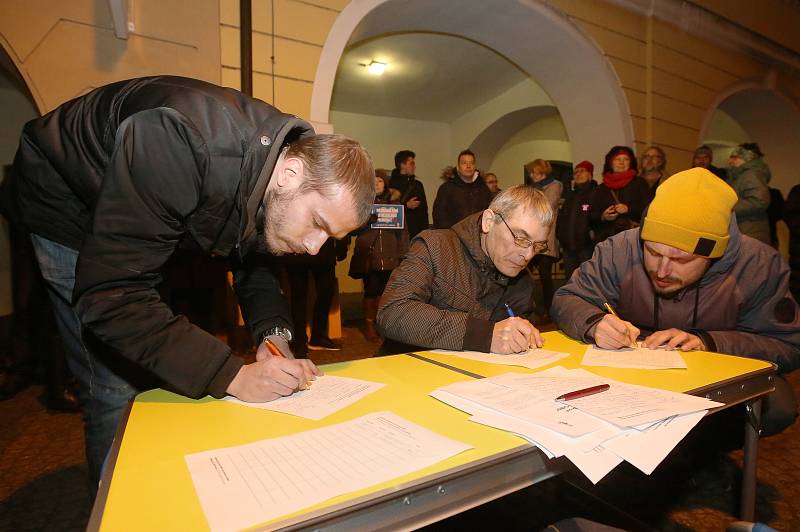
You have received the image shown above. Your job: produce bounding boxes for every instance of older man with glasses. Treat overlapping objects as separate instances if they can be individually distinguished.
[377,185,553,355]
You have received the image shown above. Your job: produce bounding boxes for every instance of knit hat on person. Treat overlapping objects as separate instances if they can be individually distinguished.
[574,160,594,175]
[641,167,737,258]
[729,145,758,162]
[694,145,713,157]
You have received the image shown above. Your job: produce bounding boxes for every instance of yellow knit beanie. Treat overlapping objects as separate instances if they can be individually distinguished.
[641,168,737,258]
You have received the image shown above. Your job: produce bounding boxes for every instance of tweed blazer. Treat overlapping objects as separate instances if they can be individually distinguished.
[377,212,537,352]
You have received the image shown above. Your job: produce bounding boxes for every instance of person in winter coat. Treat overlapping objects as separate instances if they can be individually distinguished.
[552,168,800,436]
[525,158,562,321]
[378,185,552,354]
[9,76,375,494]
[349,170,409,340]
[589,146,651,244]
[727,143,772,245]
[432,149,492,229]
[557,160,597,281]
[388,150,429,238]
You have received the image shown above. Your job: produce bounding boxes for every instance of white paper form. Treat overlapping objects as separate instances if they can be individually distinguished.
[225,375,385,420]
[534,367,722,427]
[185,411,472,532]
[432,348,570,370]
[582,343,687,369]
[602,410,706,474]
[468,412,624,483]
[432,376,606,437]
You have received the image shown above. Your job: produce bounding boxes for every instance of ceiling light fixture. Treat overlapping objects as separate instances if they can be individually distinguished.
[367,61,386,76]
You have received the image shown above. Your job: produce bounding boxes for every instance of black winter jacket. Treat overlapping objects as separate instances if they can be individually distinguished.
[557,180,597,251]
[12,76,314,399]
[432,172,492,229]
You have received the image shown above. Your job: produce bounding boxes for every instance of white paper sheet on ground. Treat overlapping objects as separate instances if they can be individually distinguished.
[432,378,606,437]
[582,343,687,369]
[185,411,472,532]
[602,410,707,474]
[511,367,722,427]
[432,348,570,370]
[224,375,385,420]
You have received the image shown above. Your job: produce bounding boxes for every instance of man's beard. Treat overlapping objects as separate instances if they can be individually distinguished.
[263,187,299,255]
[647,269,684,297]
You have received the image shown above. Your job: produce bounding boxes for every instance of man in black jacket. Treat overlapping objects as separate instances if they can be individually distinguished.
[388,149,429,238]
[10,76,375,494]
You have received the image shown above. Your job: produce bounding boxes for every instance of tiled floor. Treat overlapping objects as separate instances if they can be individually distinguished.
[1,320,799,531]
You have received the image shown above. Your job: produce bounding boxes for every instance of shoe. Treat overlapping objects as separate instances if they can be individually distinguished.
[307,337,342,351]
[46,386,81,412]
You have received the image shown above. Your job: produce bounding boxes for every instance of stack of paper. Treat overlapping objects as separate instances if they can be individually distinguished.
[431,366,722,483]
[432,348,570,370]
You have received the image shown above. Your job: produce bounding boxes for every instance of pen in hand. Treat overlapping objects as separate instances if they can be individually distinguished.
[603,302,637,348]
[264,338,310,391]
[556,384,610,401]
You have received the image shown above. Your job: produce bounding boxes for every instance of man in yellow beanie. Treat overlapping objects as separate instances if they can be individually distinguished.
[552,167,800,435]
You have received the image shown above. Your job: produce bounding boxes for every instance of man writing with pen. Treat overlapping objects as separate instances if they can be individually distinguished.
[377,185,552,354]
[552,168,800,435]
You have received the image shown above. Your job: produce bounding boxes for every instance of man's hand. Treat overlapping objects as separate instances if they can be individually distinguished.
[643,329,706,351]
[601,205,619,221]
[591,314,640,349]
[226,356,321,402]
[491,317,543,353]
[406,196,421,210]
[613,203,629,214]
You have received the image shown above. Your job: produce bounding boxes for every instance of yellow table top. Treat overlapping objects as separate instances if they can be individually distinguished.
[97,331,774,531]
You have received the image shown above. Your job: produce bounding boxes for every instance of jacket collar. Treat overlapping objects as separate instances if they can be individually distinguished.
[451,212,510,287]
[238,114,314,258]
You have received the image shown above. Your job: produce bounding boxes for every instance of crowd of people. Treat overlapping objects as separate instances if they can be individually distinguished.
[0,75,797,504]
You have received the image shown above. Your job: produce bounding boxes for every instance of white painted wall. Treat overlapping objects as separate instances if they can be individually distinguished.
[330,110,452,293]
[450,79,553,152]
[485,115,572,190]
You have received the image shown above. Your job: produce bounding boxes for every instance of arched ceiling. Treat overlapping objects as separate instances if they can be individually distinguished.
[313,0,633,166]
[332,32,529,122]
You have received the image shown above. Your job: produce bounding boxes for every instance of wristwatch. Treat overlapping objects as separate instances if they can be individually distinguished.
[263,326,293,344]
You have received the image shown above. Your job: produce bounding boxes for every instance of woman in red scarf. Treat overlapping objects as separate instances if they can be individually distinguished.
[589,146,651,244]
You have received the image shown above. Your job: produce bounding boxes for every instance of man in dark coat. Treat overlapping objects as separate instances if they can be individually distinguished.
[378,185,552,354]
[388,149,429,238]
[10,76,375,493]
[432,149,492,229]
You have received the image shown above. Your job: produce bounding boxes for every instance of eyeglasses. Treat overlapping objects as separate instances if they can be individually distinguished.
[493,212,549,254]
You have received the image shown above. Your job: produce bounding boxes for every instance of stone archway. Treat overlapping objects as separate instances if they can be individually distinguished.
[311,0,633,166]
[701,80,800,195]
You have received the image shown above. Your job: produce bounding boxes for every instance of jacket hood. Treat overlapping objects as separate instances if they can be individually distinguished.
[238,115,314,256]
[700,217,741,285]
[728,157,772,184]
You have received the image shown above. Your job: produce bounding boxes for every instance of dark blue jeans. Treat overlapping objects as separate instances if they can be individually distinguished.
[30,234,139,498]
